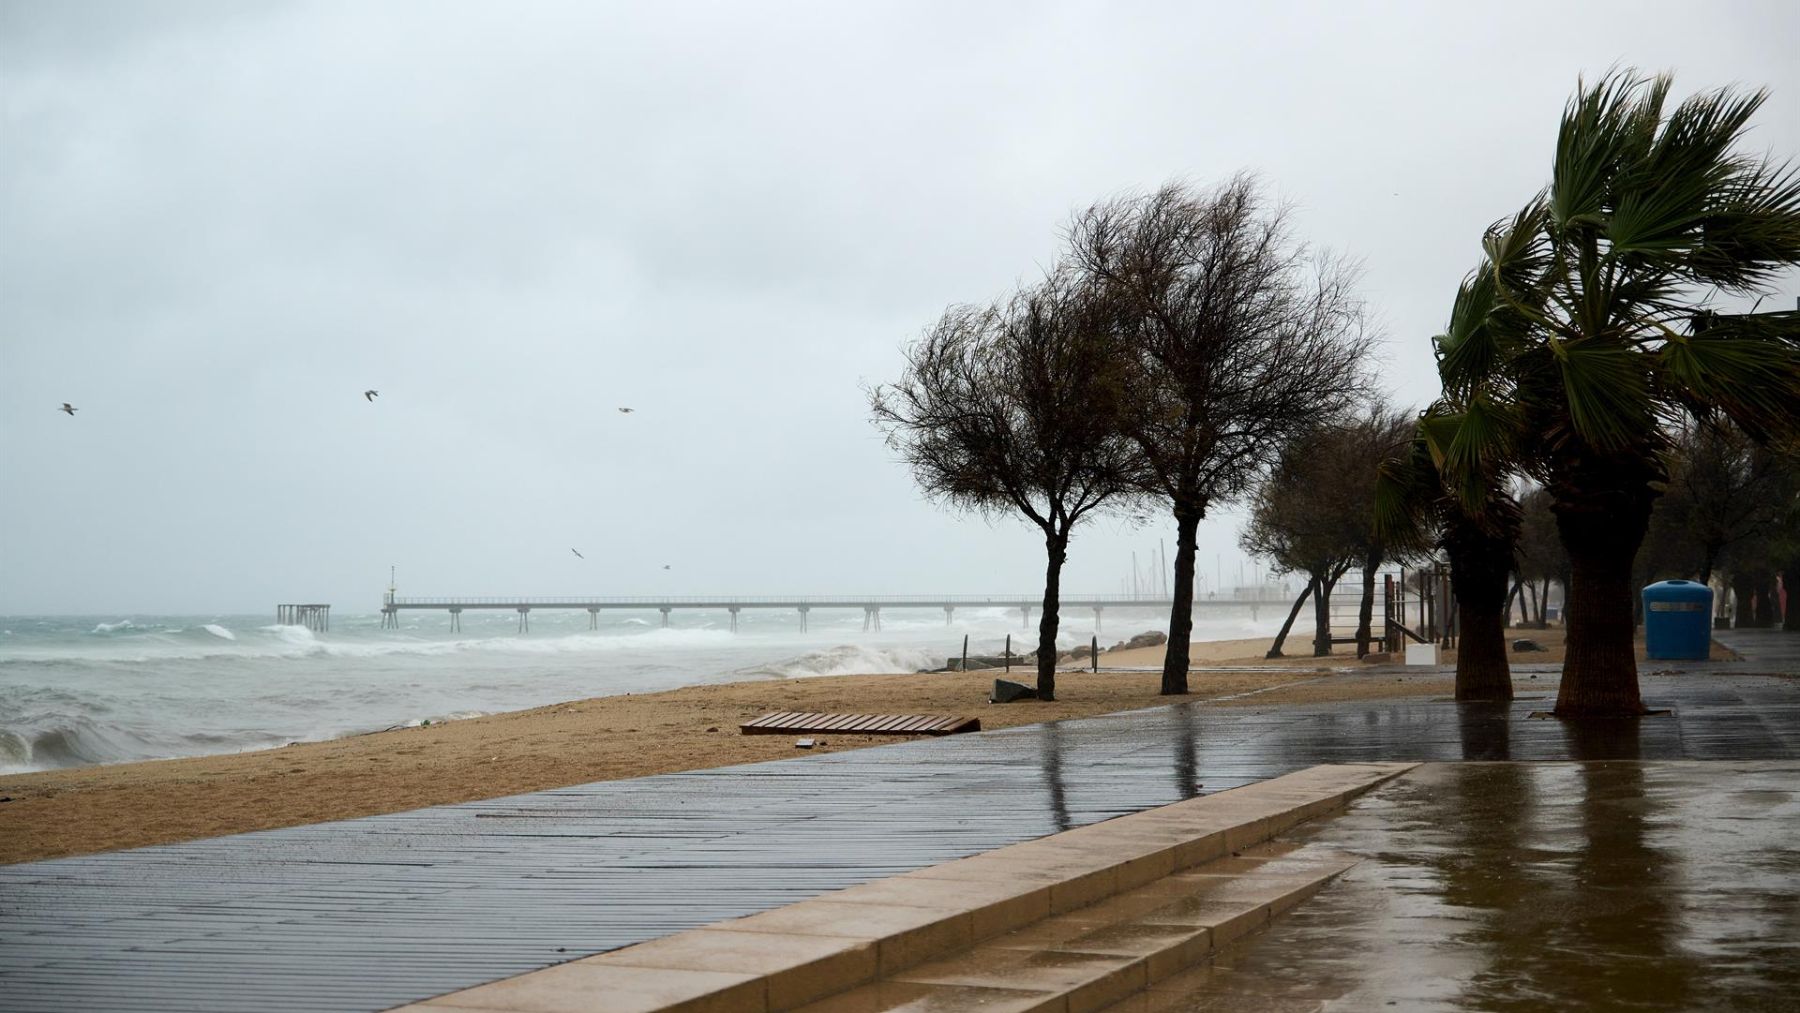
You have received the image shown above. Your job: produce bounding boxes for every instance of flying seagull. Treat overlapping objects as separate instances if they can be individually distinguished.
[364,390,379,401]
[662,564,671,570]
[618,407,634,414]
[59,403,77,415]
[571,548,585,559]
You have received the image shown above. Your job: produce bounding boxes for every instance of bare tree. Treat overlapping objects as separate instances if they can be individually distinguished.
[870,273,1137,701]
[1069,176,1375,693]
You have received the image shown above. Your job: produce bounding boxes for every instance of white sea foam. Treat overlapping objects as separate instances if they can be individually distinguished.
[735,643,944,680]
[202,624,236,641]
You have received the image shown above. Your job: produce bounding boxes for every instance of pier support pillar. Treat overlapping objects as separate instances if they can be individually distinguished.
[944,606,954,626]
[797,606,809,632]
[380,608,398,629]
[587,607,599,631]
[1022,606,1032,629]
[517,607,530,633]
[449,607,462,633]
[863,607,882,632]
[1093,606,1102,632]
[660,607,671,628]
[729,607,740,633]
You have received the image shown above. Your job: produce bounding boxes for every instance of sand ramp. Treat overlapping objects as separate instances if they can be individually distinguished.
[739,711,981,736]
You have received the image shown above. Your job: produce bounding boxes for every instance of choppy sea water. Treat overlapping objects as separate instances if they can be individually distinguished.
[0,606,1277,773]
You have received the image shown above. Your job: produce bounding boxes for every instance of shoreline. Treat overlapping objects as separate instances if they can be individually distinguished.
[0,630,1592,865]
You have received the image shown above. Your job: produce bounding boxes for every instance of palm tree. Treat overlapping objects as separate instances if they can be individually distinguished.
[1441,70,1800,717]
[1375,401,1521,703]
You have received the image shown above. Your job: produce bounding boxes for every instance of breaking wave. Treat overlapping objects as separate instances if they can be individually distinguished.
[733,643,944,680]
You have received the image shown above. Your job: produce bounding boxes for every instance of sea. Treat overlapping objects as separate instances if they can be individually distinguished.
[0,606,1278,774]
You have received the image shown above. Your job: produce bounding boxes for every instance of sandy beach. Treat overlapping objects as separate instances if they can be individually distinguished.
[0,626,1672,865]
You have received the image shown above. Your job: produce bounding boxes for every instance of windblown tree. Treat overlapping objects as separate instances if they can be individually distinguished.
[1441,71,1800,717]
[1659,419,1794,585]
[1069,176,1375,694]
[1513,486,1567,627]
[870,273,1137,701]
[1243,406,1418,658]
[1241,423,1366,658]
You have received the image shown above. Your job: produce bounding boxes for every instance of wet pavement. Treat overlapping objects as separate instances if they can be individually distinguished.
[2,658,1797,1011]
[1149,760,1800,1012]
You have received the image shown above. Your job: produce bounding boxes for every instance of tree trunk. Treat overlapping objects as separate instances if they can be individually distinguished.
[1354,549,1380,658]
[1731,574,1756,629]
[1036,531,1067,701]
[1161,505,1203,695]
[1266,579,1315,658]
[1554,501,1651,718]
[1443,511,1513,702]
[1784,564,1800,632]
[1311,565,1344,657]
[1537,578,1552,627]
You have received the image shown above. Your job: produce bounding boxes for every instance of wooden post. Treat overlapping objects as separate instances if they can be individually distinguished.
[1005,634,1011,673]
[1091,635,1098,673]
[961,634,968,673]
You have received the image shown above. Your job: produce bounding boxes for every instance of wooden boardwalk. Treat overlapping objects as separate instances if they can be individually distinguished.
[3,665,1799,1012]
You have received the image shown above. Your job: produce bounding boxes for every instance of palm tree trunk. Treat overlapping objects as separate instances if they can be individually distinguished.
[1266,579,1315,658]
[1784,564,1800,632]
[1444,512,1513,702]
[1554,505,1649,717]
[1036,531,1067,701]
[1161,505,1202,695]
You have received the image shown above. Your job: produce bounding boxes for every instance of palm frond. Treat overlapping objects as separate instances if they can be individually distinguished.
[1558,338,1652,451]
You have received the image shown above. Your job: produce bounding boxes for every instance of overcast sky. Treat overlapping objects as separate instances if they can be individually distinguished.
[3,1,1797,615]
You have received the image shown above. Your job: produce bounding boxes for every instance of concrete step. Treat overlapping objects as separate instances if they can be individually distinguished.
[796,843,1358,1012]
[393,762,1412,1013]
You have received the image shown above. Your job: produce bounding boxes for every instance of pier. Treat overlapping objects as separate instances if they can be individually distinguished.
[275,603,330,632]
[378,592,1280,631]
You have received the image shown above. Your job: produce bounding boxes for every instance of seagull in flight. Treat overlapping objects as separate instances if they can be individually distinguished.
[364,390,379,402]
[59,403,77,416]
[662,564,671,570]
[571,548,585,559]
[618,407,634,414]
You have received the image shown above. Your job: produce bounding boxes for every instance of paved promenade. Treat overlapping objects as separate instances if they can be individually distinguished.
[2,634,1796,1012]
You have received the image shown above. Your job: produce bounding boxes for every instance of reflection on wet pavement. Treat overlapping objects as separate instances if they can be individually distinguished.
[1152,760,1800,1011]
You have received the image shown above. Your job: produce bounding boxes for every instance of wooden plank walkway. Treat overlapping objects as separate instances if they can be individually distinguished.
[739,711,980,736]
[3,670,1798,1012]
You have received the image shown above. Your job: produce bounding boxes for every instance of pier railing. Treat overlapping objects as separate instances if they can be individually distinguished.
[379,592,1282,632]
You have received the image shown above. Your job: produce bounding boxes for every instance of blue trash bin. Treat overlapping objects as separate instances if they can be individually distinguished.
[1643,580,1714,660]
